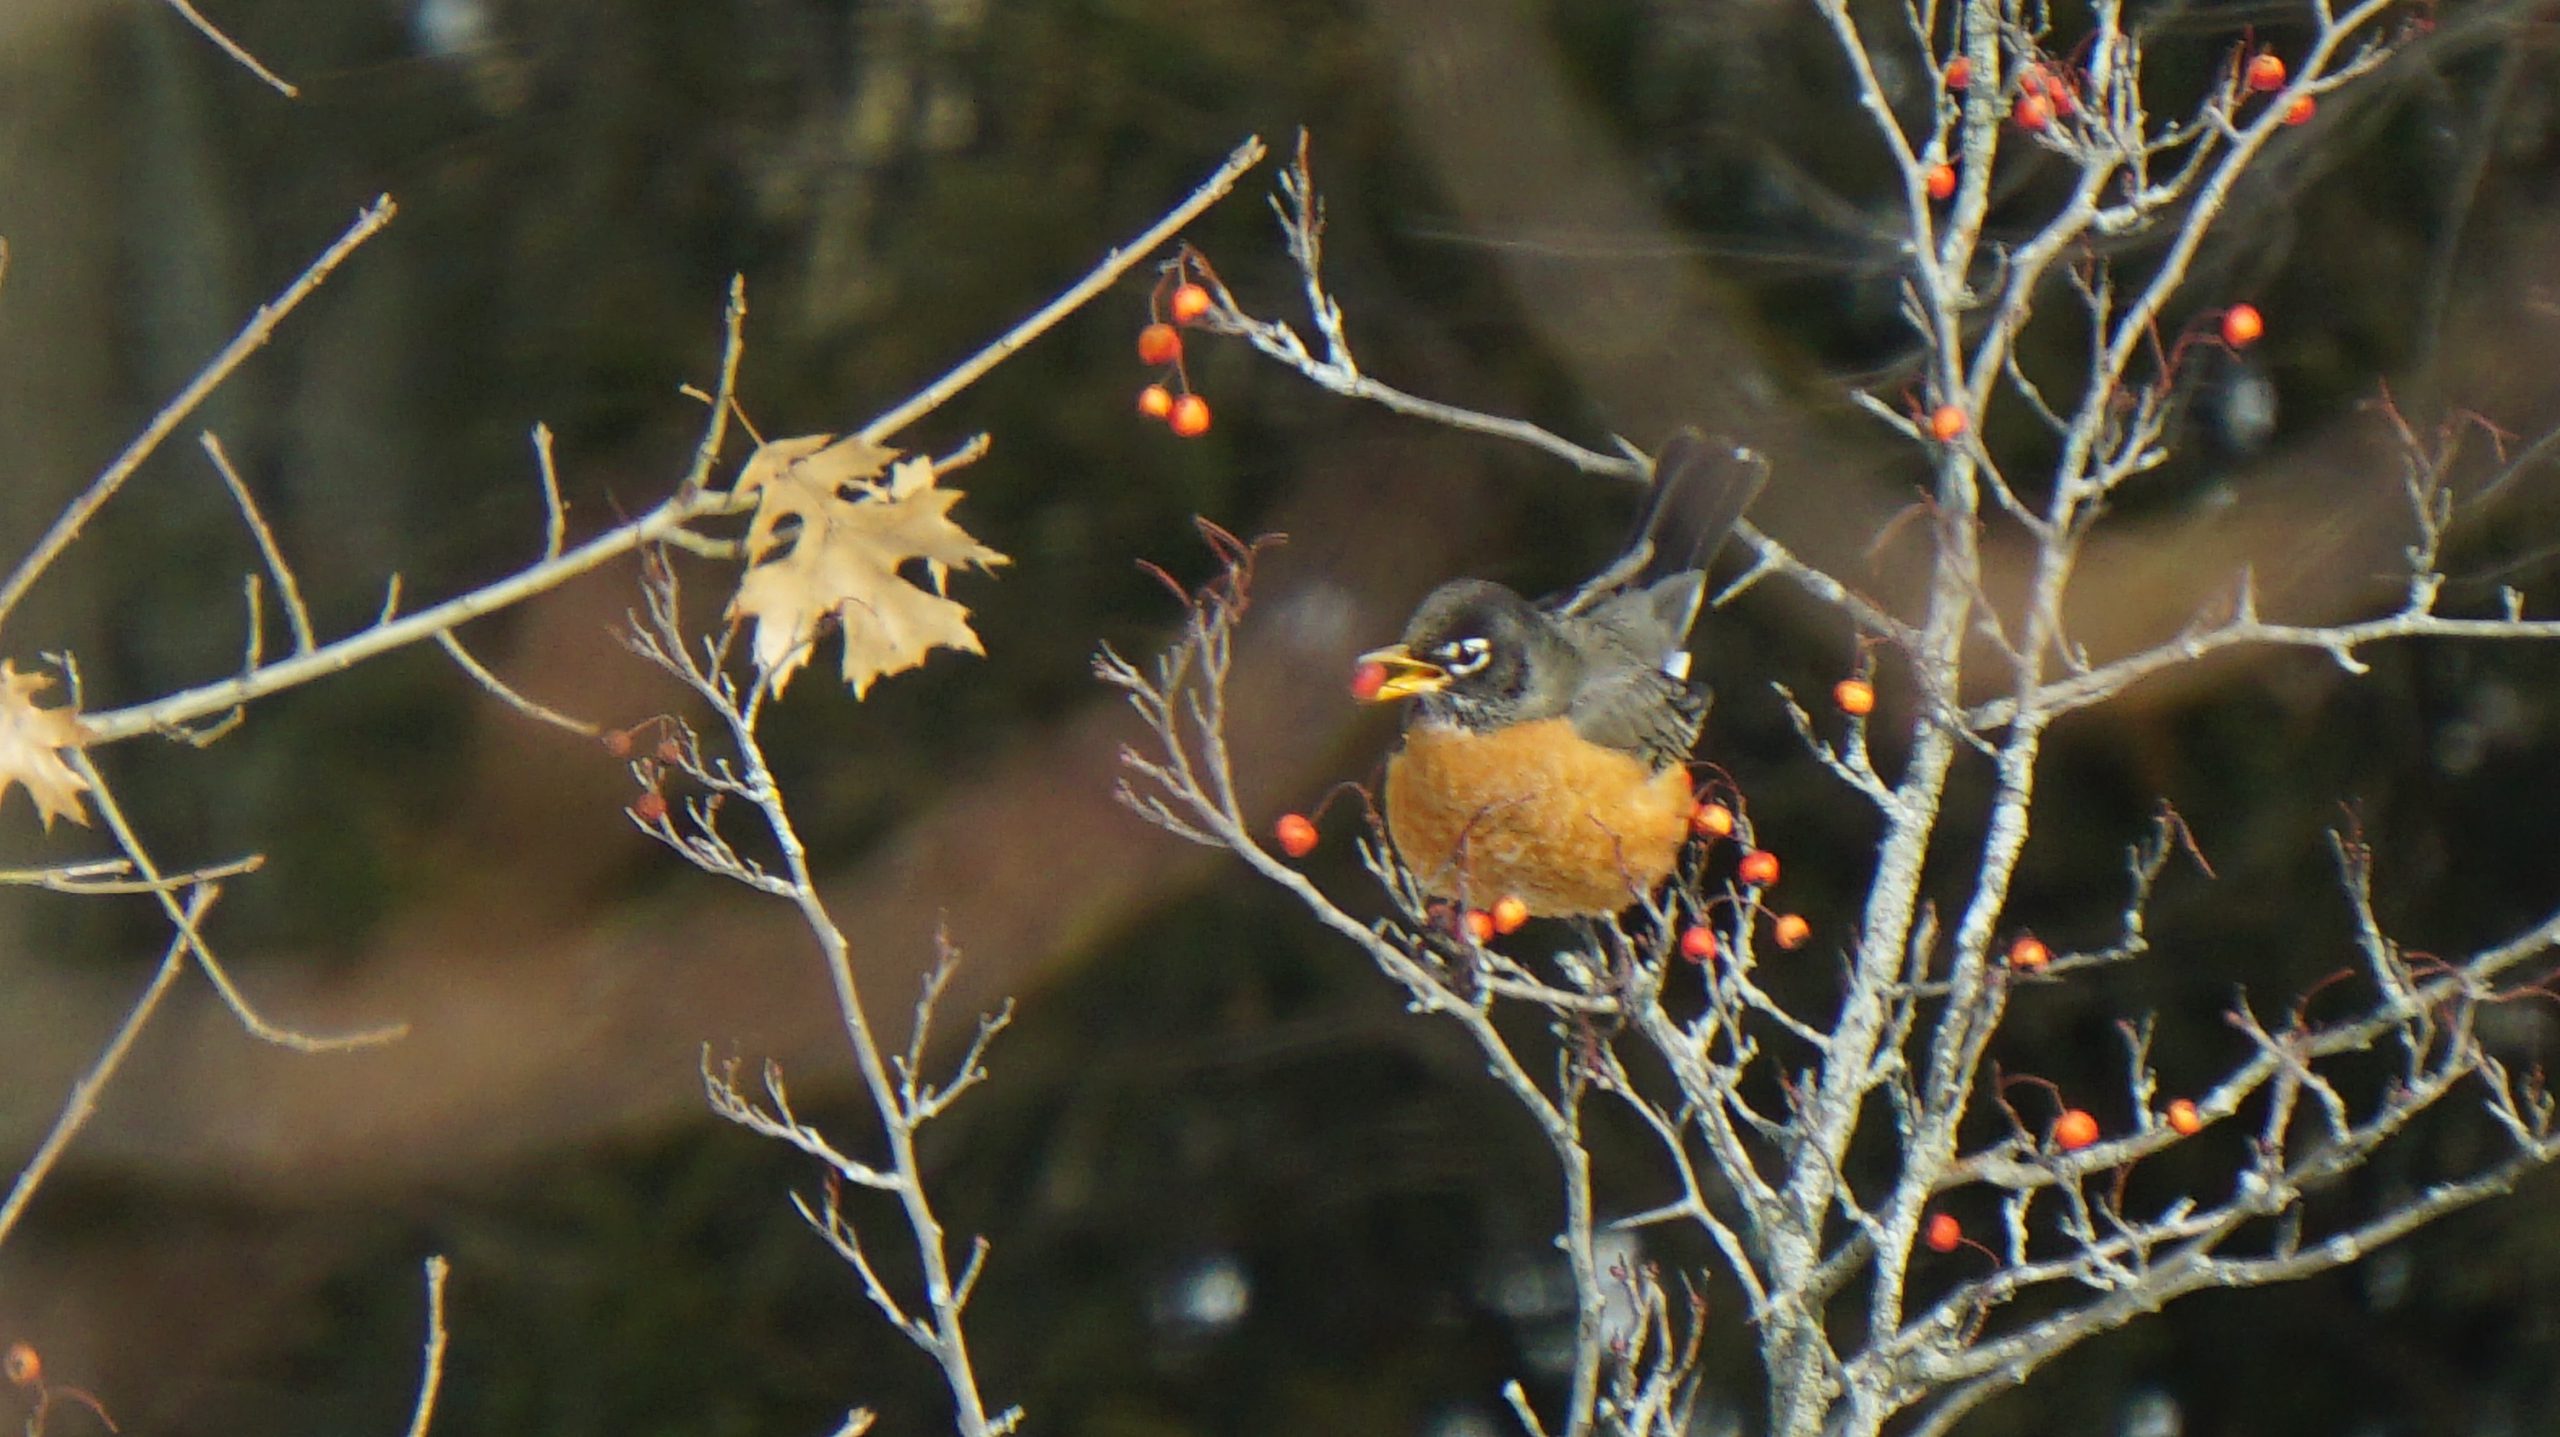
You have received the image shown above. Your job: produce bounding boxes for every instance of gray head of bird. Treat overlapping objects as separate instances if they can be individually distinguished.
[1352,579,1583,731]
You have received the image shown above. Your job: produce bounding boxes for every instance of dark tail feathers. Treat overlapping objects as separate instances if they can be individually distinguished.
[1632,429,1769,589]
[1544,430,1769,626]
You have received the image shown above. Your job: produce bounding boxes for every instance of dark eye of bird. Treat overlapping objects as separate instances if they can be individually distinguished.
[1433,636,1493,676]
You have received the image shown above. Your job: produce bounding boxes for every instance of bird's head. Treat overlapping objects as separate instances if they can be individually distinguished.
[1352,580,1573,729]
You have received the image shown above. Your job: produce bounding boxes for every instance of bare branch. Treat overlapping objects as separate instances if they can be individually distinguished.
[437,631,601,738]
[0,887,214,1254]
[858,137,1267,447]
[70,750,407,1052]
[204,431,315,654]
[401,1256,452,1437]
[0,197,392,634]
[159,0,298,97]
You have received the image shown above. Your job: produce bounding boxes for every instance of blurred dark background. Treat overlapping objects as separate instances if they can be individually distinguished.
[2,1,2560,1434]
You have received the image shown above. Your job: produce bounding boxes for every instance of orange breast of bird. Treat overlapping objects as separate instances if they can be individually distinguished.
[1383,718,1695,918]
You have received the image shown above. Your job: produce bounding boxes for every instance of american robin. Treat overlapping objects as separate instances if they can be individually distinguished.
[1352,432,1768,917]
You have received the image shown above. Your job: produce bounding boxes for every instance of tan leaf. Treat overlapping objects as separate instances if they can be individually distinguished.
[0,661,92,829]
[725,434,1010,697]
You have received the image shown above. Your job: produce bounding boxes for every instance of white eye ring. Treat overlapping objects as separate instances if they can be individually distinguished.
[1435,636,1493,677]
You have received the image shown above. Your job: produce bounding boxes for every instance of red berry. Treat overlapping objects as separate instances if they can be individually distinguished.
[2053,1108,2100,1151]
[1929,404,1968,441]
[602,728,636,758]
[1275,812,1319,857]
[1924,163,1957,201]
[1169,393,1212,437]
[1773,913,1811,950]
[2007,934,2051,971]
[1137,323,1182,366]
[1492,895,1531,934]
[1138,384,1175,419]
[1349,659,1389,701]
[2013,93,2052,131]
[1464,909,1497,944]
[630,790,669,824]
[1834,678,1876,716]
[1924,1213,1962,1253]
[2246,53,2287,93]
[1691,801,1735,838]
[1679,924,1719,963]
[1944,56,1971,90]
[2221,303,2264,348]
[2017,64,2076,113]
[2283,94,2316,125]
[1170,282,1212,324]
[655,737,684,766]
[2166,1098,2205,1136]
[1738,849,1780,887]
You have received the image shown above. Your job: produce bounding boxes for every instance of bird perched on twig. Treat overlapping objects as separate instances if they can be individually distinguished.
[1352,432,1768,917]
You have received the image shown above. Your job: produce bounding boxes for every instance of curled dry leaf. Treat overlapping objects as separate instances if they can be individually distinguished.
[0,661,92,829]
[726,434,1011,697]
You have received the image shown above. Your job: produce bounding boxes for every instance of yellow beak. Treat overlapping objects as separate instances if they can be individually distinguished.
[1353,645,1450,702]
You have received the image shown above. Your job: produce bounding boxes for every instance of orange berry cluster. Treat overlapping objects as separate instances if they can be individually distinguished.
[605,718,688,827]
[2009,61,2077,131]
[1677,795,1812,962]
[2044,1100,2208,1149]
[1135,272,1217,438]
[1964,43,2312,145]
[2237,48,2312,123]
[1450,898,1534,942]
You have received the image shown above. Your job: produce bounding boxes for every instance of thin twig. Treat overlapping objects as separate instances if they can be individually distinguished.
[531,424,567,560]
[0,854,260,894]
[0,198,392,634]
[203,432,316,653]
[0,886,215,1253]
[82,484,725,743]
[681,278,749,494]
[437,632,600,737]
[71,749,407,1051]
[159,0,299,97]
[856,137,1266,446]
[402,1256,451,1437]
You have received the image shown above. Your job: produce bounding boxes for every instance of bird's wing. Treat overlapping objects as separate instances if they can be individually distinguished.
[1566,663,1707,770]
[1562,578,1714,766]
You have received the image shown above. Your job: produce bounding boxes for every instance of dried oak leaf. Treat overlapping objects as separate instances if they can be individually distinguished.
[726,433,1010,697]
[0,661,92,829]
